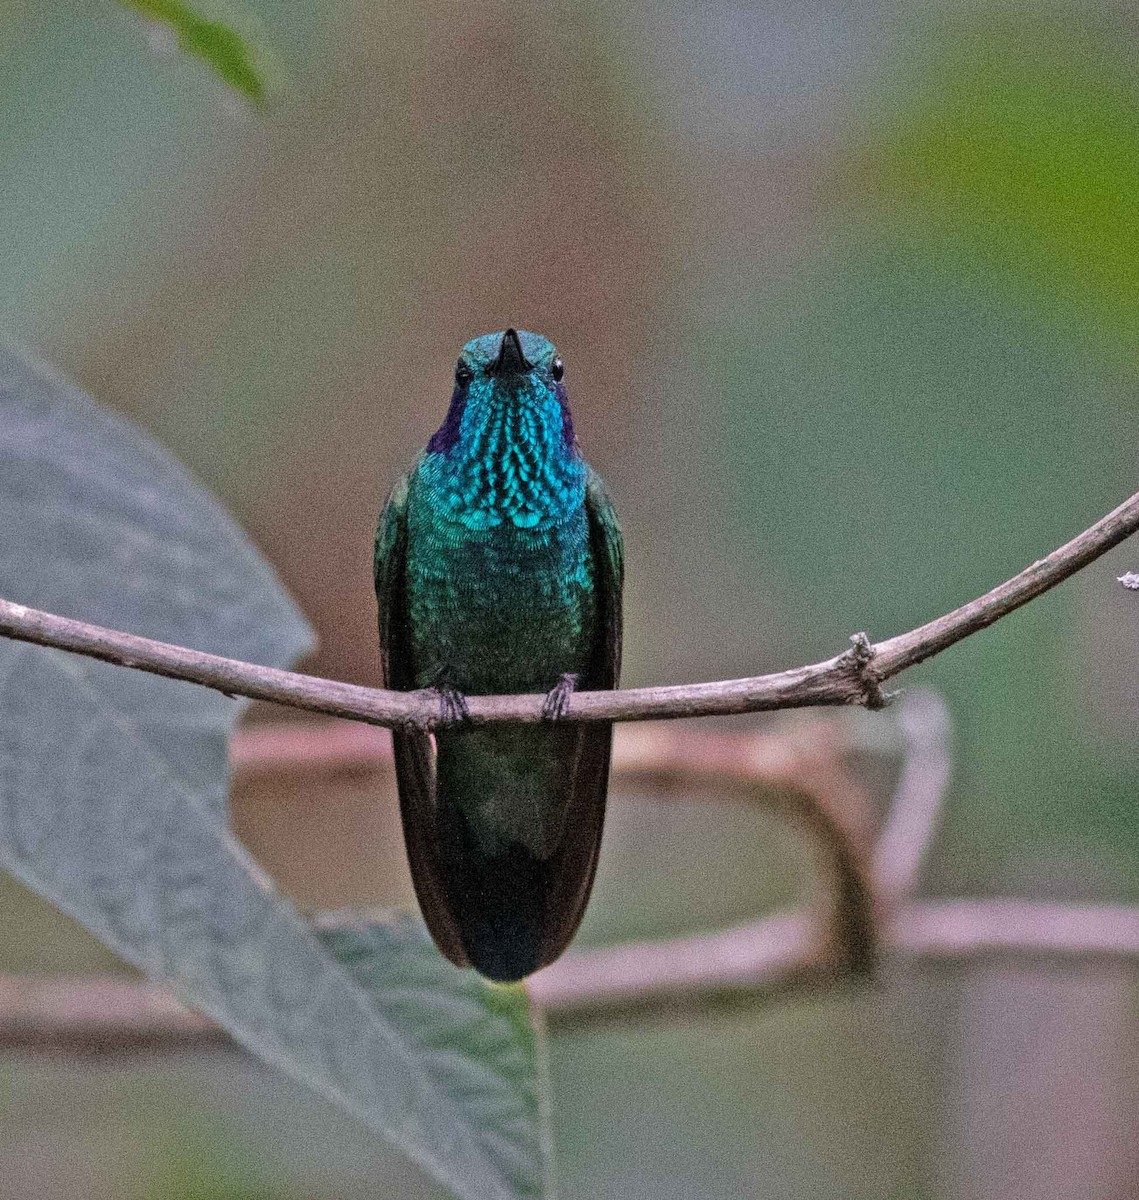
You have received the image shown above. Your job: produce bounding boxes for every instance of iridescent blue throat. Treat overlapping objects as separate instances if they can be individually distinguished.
[421,374,585,532]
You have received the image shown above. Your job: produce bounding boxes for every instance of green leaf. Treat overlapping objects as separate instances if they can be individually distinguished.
[315,913,552,1199]
[117,0,276,103]
[0,347,311,813]
[0,347,551,1200]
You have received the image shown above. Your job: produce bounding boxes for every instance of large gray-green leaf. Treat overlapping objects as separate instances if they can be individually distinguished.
[0,648,548,1200]
[0,346,550,1200]
[315,913,552,1198]
[0,346,310,813]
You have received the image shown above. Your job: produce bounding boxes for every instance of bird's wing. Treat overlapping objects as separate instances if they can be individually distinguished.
[584,467,624,688]
[374,471,470,968]
[536,467,625,968]
[374,472,414,690]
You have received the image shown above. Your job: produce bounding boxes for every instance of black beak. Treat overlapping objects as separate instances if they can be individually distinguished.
[491,328,531,376]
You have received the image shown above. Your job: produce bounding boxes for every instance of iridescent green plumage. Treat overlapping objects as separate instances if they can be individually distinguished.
[375,330,622,981]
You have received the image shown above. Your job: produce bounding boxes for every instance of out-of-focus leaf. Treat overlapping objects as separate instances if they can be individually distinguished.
[0,653,547,1199]
[0,347,551,1199]
[852,13,1139,360]
[0,347,311,813]
[118,0,276,103]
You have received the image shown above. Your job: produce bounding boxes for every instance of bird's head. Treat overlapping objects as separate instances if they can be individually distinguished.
[424,329,583,529]
[427,328,574,459]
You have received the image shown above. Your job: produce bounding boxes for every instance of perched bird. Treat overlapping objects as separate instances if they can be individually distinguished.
[375,329,623,982]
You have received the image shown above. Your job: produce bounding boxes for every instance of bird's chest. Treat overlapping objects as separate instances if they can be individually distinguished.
[404,498,595,693]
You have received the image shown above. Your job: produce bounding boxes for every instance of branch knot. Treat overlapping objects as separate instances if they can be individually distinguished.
[846,632,890,711]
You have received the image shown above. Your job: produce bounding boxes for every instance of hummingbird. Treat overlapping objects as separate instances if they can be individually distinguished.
[374,328,623,982]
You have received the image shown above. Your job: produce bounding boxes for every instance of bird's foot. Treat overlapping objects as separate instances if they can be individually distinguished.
[541,673,578,721]
[435,686,470,726]
[412,685,470,730]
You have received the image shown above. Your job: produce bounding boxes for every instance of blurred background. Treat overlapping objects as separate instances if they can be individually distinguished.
[1,0,1138,1196]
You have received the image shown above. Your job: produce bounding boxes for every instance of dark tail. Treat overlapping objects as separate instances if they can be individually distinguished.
[436,802,552,981]
[432,722,612,983]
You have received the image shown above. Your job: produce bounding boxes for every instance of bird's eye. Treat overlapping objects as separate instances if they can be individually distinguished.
[550,356,565,381]
[455,359,473,385]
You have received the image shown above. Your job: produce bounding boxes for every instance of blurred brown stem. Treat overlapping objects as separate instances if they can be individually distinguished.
[528,900,1139,1020]
[1,489,1137,727]
[871,691,952,904]
[228,715,881,980]
[2,702,1135,1041]
[2,902,1136,1046]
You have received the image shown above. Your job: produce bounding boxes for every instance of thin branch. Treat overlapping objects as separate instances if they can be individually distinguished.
[229,714,889,786]
[4,902,1137,1046]
[1,489,1137,727]
[528,901,1139,1019]
[0,974,215,1051]
[871,488,1139,678]
[870,690,952,903]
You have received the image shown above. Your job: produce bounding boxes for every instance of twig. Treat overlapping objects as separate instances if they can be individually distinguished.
[528,901,1139,1019]
[1,489,1137,727]
[0,974,215,1050]
[870,690,952,903]
[586,721,880,977]
[3,902,1136,1046]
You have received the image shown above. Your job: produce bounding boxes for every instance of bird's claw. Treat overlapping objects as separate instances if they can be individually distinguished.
[541,673,578,721]
[436,687,470,726]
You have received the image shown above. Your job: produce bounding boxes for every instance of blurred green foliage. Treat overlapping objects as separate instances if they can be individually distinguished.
[858,12,1139,363]
[141,1118,284,1200]
[117,0,275,102]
